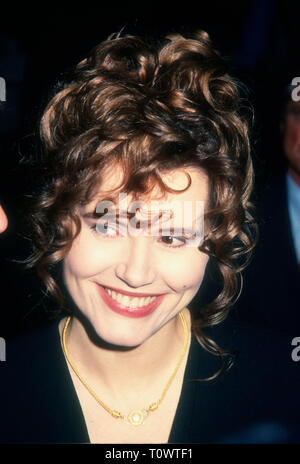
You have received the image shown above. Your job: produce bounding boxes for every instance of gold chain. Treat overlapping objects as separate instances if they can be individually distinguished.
[62,311,189,426]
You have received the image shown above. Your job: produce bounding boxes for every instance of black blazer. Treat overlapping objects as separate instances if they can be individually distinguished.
[0,315,299,443]
[232,174,300,335]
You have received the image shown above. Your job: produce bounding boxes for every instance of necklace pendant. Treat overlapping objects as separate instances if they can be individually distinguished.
[127,409,145,426]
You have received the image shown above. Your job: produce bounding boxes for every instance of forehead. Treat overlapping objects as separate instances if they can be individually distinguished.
[90,165,209,209]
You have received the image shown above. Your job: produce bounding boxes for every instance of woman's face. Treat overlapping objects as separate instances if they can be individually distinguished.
[63,166,209,347]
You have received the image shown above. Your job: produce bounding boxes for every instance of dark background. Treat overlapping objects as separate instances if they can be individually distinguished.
[0,1,299,337]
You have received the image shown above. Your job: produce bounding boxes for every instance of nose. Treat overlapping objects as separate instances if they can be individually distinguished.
[115,236,156,288]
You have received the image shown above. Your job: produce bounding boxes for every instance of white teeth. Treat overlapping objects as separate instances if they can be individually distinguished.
[123,296,130,307]
[130,297,139,308]
[104,287,157,309]
[116,293,123,304]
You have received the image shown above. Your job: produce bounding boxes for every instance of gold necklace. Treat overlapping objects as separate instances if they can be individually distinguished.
[62,311,189,426]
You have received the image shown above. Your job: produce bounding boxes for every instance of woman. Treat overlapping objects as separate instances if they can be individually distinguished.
[0,30,299,444]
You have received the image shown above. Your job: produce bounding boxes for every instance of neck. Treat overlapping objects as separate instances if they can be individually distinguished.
[59,309,191,406]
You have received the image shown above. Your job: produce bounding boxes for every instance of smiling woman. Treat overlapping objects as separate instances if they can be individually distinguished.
[28,31,254,341]
[3,30,296,445]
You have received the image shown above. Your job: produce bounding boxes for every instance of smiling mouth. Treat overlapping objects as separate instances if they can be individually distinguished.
[104,287,157,309]
[96,283,165,317]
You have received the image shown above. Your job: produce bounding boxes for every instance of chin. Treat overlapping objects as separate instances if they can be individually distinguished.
[98,330,147,349]
[88,317,148,348]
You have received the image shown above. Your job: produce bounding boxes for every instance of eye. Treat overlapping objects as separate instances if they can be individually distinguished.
[158,236,187,248]
[90,220,120,237]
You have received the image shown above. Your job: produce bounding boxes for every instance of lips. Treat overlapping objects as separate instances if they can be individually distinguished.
[96,283,166,318]
[99,284,161,298]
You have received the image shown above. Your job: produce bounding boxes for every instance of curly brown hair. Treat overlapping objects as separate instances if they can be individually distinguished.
[26,30,256,374]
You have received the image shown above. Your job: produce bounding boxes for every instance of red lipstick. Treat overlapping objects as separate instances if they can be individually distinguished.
[96,284,165,318]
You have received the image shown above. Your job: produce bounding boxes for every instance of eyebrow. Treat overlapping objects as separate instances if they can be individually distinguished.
[83,212,200,236]
[82,210,130,219]
[83,208,202,220]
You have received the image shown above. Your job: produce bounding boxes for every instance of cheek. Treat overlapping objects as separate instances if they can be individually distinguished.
[63,233,114,279]
[160,251,209,292]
